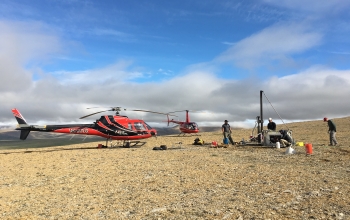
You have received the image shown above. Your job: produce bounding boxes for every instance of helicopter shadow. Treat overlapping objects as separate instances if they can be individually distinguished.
[162,134,201,138]
[0,141,147,155]
[0,145,121,155]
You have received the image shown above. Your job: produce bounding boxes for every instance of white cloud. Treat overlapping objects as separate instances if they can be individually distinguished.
[2,60,350,128]
[0,20,64,92]
[56,60,143,85]
[262,0,350,13]
[215,22,322,69]
[0,21,63,63]
[94,28,129,37]
[221,41,235,46]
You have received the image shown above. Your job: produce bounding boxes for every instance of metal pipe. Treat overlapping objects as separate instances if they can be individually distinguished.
[260,90,263,132]
[257,90,264,144]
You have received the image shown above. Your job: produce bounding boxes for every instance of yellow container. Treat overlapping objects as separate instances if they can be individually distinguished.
[296,142,304,147]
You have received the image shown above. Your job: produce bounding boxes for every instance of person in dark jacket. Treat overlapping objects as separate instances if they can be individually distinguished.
[267,118,276,131]
[222,120,235,144]
[324,117,338,146]
[279,129,292,147]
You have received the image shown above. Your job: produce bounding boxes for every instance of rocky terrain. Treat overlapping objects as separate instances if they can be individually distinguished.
[0,117,349,219]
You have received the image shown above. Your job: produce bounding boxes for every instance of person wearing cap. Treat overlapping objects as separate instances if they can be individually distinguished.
[323,117,338,146]
[222,120,235,145]
[267,118,276,131]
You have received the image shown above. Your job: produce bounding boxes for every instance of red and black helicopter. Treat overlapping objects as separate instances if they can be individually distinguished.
[12,107,172,147]
[166,110,200,135]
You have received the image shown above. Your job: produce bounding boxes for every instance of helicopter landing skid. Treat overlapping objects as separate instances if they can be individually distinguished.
[178,132,201,137]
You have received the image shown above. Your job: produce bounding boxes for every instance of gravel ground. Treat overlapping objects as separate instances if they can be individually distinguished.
[0,118,349,219]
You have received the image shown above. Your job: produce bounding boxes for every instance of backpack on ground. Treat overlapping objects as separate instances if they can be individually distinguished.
[193,138,204,145]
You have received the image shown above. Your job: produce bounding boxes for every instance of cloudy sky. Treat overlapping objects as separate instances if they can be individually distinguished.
[1,0,350,128]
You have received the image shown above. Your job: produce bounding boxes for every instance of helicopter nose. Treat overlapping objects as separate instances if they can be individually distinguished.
[150,130,157,139]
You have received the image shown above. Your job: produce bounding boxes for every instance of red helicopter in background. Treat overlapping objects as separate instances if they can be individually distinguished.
[12,107,172,147]
[166,110,200,135]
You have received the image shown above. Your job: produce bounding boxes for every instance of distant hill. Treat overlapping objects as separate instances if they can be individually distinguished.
[0,129,74,140]
[0,126,223,141]
[156,126,222,136]
[0,129,103,150]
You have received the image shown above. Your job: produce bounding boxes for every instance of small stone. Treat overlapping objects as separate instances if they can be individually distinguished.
[151,208,167,213]
[337,213,344,220]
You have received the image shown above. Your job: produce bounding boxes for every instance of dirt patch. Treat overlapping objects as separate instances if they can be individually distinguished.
[0,118,349,219]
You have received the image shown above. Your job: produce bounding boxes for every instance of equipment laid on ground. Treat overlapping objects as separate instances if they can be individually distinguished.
[285,146,296,154]
[153,145,168,150]
[305,143,313,154]
[193,138,204,145]
[249,91,294,147]
[262,130,282,147]
[295,142,304,147]
[172,142,183,149]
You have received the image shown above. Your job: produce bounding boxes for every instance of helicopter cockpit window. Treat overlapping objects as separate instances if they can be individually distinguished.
[144,122,152,130]
[134,122,146,130]
[190,123,198,130]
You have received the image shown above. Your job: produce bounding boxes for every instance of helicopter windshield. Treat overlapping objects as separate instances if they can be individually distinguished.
[144,122,152,130]
[134,122,147,130]
[189,122,198,130]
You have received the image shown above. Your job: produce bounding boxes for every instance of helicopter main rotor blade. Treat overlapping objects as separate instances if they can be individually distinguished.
[81,107,177,119]
[168,110,205,114]
[86,107,102,109]
[132,109,177,117]
[79,110,109,119]
[87,107,126,111]
[168,110,187,113]
[168,110,197,114]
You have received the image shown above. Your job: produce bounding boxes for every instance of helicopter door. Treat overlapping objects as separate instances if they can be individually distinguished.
[128,123,133,130]
[192,123,198,130]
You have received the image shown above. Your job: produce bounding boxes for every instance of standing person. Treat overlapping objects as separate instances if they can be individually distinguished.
[267,118,276,131]
[324,117,338,146]
[222,120,235,145]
